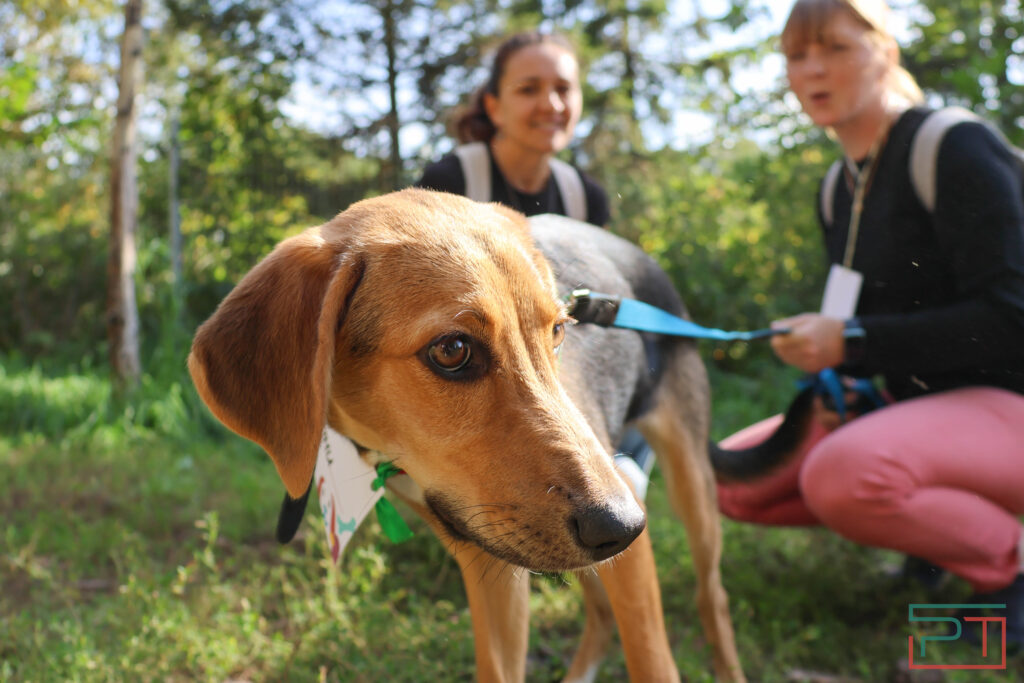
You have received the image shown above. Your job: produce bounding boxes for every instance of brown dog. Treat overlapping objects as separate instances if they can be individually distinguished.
[189,188,746,682]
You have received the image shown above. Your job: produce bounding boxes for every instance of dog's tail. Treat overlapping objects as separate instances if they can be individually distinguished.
[708,385,816,481]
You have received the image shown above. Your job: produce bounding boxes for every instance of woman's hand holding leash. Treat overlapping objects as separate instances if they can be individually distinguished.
[770,313,845,374]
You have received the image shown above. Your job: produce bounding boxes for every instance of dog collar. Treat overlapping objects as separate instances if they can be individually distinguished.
[372,462,414,543]
[346,440,413,543]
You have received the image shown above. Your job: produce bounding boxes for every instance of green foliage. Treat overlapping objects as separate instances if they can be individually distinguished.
[0,61,36,125]
[0,1,389,357]
[904,0,1024,143]
[0,140,109,356]
[0,2,117,356]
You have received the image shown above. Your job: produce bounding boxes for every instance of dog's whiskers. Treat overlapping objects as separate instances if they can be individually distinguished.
[447,502,515,512]
[468,518,518,533]
[463,509,513,525]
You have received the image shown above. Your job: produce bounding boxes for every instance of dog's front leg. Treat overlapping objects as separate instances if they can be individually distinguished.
[452,543,530,683]
[393,495,531,682]
[642,410,746,683]
[595,526,680,683]
[564,570,615,683]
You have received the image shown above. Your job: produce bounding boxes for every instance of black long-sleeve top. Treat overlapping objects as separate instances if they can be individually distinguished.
[821,107,1024,400]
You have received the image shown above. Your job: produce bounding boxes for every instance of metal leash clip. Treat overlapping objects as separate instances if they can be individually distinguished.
[565,288,621,327]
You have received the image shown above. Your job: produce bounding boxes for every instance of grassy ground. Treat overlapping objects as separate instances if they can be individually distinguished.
[2,354,1021,682]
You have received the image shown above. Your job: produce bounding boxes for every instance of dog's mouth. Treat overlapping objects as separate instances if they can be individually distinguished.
[424,489,644,572]
[425,492,549,568]
[424,493,476,544]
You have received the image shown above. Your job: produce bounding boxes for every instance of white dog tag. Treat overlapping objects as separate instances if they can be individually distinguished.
[314,427,383,564]
[820,264,863,319]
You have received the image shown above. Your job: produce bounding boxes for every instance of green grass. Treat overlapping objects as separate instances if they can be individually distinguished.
[2,355,1021,682]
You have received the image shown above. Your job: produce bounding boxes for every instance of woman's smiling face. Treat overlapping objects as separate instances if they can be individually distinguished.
[484,42,582,155]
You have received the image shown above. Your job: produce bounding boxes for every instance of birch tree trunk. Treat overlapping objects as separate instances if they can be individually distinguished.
[168,112,182,292]
[107,0,144,389]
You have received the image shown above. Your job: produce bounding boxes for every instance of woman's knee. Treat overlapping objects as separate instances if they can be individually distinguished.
[799,430,915,526]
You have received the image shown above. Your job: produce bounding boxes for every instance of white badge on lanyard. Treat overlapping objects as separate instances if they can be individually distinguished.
[823,130,885,320]
[821,263,863,319]
[313,427,384,565]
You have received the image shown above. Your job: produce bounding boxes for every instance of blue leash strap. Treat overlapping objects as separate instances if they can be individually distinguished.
[566,289,786,341]
[797,368,888,422]
[565,291,888,422]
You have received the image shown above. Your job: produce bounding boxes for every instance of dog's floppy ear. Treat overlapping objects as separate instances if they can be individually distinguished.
[188,228,363,498]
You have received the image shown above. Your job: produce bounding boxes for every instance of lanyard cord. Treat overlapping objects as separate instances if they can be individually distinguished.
[841,130,888,268]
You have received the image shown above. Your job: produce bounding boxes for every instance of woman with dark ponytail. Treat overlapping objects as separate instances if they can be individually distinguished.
[416,31,609,227]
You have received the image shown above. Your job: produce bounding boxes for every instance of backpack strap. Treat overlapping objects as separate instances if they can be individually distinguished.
[910,107,977,213]
[910,106,1024,212]
[549,157,587,222]
[453,142,492,202]
[820,159,843,229]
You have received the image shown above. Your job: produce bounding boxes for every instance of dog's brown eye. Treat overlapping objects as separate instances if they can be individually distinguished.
[553,322,566,349]
[428,334,472,372]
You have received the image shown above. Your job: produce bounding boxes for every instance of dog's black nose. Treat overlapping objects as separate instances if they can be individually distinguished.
[571,500,646,562]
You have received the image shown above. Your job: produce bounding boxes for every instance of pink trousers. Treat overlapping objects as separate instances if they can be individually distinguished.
[716,387,1024,592]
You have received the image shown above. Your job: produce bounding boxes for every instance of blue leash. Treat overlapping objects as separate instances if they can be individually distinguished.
[798,368,888,422]
[565,289,887,421]
[566,289,787,341]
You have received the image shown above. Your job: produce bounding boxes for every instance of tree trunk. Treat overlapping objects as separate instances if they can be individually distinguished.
[107,0,144,389]
[383,0,402,190]
[169,112,182,292]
